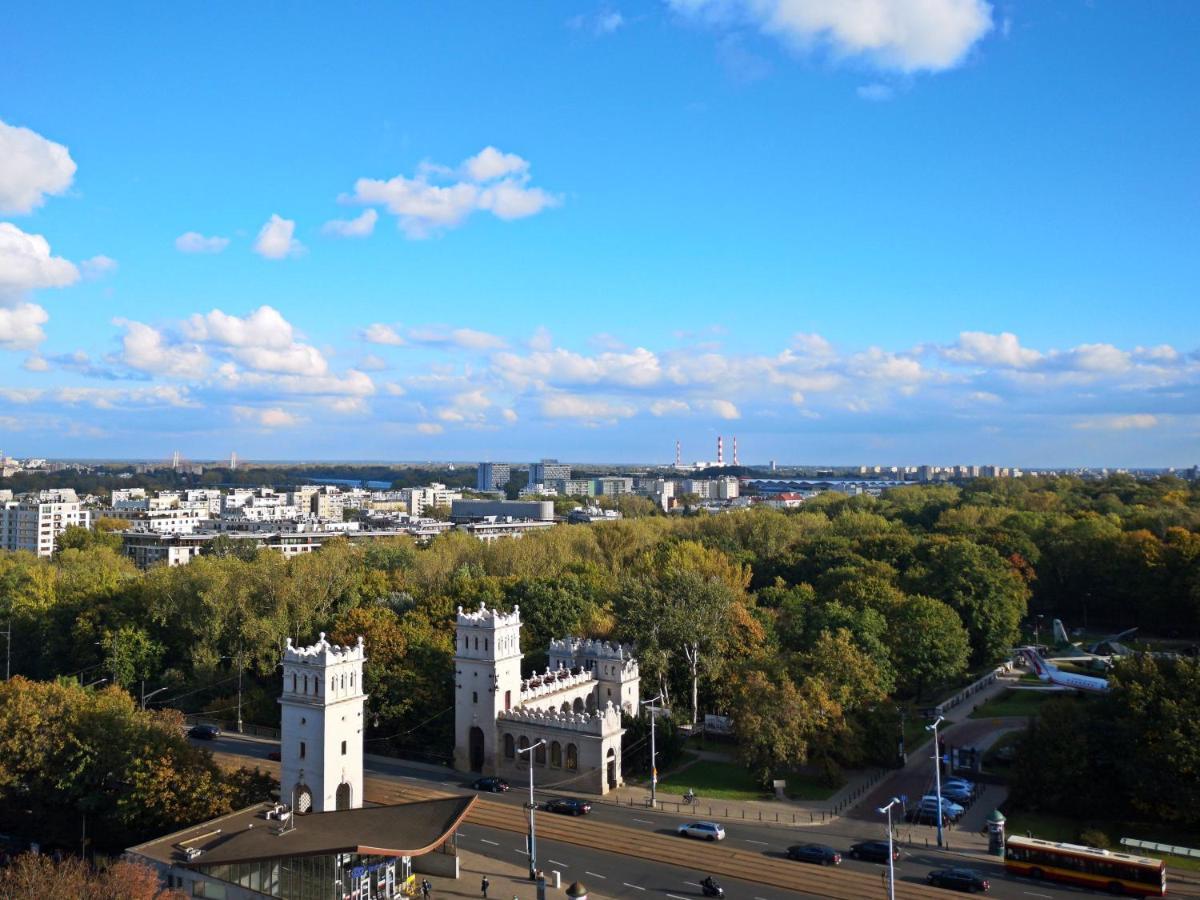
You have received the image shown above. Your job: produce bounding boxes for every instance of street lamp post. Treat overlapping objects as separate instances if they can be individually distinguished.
[220,652,245,733]
[141,683,169,710]
[877,797,901,900]
[517,739,546,880]
[641,694,664,809]
[83,677,108,689]
[926,714,945,847]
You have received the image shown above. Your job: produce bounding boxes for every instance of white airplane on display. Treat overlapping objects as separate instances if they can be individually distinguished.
[1020,646,1109,693]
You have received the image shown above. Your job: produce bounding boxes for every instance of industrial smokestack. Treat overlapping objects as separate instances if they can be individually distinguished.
[733,436,739,467]
[717,435,724,467]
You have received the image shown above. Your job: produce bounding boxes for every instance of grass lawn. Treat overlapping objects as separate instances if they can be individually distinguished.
[982,730,1021,773]
[969,689,1058,718]
[656,759,769,801]
[1002,809,1200,873]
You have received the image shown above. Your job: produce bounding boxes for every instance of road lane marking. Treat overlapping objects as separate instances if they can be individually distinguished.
[633,818,654,824]
[480,839,499,846]
[622,883,646,891]
[684,881,701,887]
[745,839,768,845]
[585,872,606,879]
[549,859,568,867]
[1023,894,1052,898]
[667,895,691,900]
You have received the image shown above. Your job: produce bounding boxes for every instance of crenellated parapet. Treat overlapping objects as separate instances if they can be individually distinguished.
[549,636,638,680]
[457,601,521,629]
[519,666,595,702]
[498,701,622,735]
[284,633,365,665]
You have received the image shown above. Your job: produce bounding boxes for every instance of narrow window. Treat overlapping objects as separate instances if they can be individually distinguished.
[300,741,306,759]
[342,740,347,755]
[292,673,297,692]
[505,690,512,711]
[485,638,489,651]
[473,691,478,704]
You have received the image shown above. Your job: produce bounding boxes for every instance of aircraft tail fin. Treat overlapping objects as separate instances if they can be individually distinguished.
[1052,618,1070,647]
[1023,646,1055,681]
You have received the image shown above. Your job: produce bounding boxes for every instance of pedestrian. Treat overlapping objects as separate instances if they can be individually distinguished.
[422,878,431,899]
[481,875,489,899]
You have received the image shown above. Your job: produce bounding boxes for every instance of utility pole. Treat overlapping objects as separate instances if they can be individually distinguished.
[237,647,244,733]
[641,694,664,809]
[926,715,946,847]
[517,739,546,880]
[877,797,901,900]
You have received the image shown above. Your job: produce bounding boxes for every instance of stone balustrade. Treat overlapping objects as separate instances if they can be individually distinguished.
[498,701,621,735]
[519,666,596,702]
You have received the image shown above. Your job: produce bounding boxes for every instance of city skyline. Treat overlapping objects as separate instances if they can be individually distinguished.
[2,3,1198,466]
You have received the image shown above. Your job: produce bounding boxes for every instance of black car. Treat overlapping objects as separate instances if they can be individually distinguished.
[472,777,510,793]
[543,798,592,816]
[927,868,990,893]
[188,724,220,740]
[848,840,899,863]
[786,844,841,866]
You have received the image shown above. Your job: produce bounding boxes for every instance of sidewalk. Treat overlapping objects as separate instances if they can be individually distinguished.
[423,848,611,900]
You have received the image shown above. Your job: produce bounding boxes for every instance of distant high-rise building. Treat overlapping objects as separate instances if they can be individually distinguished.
[477,462,511,492]
[530,458,571,484]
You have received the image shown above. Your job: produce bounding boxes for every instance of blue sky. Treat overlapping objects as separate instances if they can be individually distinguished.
[1,1,1197,466]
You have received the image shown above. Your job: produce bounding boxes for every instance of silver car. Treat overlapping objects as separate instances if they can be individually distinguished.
[677,821,726,841]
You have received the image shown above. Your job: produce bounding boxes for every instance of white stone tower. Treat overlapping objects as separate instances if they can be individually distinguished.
[454,603,523,774]
[279,633,367,813]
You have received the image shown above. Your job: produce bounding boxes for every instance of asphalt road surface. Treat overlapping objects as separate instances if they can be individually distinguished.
[199,731,1200,899]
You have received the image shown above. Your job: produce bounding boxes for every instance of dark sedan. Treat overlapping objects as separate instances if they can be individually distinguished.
[188,724,220,740]
[927,868,990,893]
[786,844,841,866]
[848,840,900,863]
[542,798,592,816]
[472,776,510,793]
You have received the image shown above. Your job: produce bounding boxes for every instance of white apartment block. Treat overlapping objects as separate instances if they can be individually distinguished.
[0,489,92,557]
[403,483,461,517]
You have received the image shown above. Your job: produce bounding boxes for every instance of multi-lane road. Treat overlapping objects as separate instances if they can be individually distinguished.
[202,732,1200,900]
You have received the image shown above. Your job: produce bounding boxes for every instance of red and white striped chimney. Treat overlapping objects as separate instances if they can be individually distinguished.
[717,435,724,467]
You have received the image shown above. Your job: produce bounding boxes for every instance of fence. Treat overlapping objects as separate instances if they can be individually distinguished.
[183,713,280,741]
[933,664,1010,719]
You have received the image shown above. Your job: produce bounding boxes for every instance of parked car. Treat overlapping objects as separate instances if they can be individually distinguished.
[786,844,841,866]
[927,868,990,893]
[939,786,974,805]
[266,750,282,761]
[920,795,965,818]
[677,822,725,842]
[906,807,951,826]
[188,724,220,740]
[942,778,979,798]
[543,798,592,816]
[848,840,900,863]
[472,777,510,793]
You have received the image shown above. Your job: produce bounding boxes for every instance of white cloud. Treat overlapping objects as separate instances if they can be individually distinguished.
[670,0,993,73]
[116,320,210,379]
[0,223,80,302]
[0,387,45,403]
[595,10,626,33]
[494,346,662,388]
[322,208,378,238]
[384,381,407,396]
[847,347,926,383]
[359,354,388,371]
[709,398,741,419]
[22,354,49,372]
[345,147,559,238]
[80,255,118,280]
[0,118,76,214]
[54,385,196,409]
[416,422,444,435]
[363,323,406,346]
[502,408,519,423]
[464,147,530,182]
[1134,344,1178,363]
[214,365,375,397]
[324,397,369,415]
[235,405,304,428]
[1074,414,1160,431]
[0,303,49,350]
[942,331,1041,368]
[175,232,230,254]
[185,306,294,348]
[408,326,507,351]
[650,399,690,416]
[182,306,328,374]
[253,214,304,259]
[540,393,637,421]
[528,326,554,351]
[1060,343,1131,375]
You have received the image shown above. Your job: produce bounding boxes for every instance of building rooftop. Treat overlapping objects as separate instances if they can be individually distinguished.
[128,796,474,868]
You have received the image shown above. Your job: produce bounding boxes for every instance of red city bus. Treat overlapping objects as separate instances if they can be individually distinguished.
[1005,835,1167,896]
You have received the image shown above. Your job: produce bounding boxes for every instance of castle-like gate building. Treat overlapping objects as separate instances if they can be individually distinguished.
[452,603,639,794]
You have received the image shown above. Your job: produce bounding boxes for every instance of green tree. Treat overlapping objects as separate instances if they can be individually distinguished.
[101,625,165,688]
[888,594,970,699]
